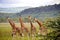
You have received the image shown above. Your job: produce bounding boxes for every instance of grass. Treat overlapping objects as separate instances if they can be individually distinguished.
[0,23,55,40]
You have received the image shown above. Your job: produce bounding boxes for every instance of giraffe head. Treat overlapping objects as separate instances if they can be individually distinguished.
[28,16,32,20]
[34,18,38,22]
[7,18,10,20]
[7,18,12,22]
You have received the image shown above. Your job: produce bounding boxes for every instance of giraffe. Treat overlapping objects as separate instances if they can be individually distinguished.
[19,16,30,36]
[34,18,47,35]
[28,16,36,36]
[7,18,22,37]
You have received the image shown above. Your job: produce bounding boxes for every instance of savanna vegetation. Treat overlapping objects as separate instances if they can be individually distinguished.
[0,16,60,40]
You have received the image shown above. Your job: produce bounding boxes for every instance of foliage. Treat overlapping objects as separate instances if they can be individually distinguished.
[44,16,60,29]
[44,16,60,40]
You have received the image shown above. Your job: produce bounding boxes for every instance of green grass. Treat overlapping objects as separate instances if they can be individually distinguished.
[0,23,55,40]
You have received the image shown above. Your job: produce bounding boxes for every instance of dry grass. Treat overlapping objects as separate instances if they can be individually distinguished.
[0,23,54,40]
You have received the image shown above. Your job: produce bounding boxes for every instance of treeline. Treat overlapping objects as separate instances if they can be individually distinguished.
[44,16,60,29]
[0,17,33,23]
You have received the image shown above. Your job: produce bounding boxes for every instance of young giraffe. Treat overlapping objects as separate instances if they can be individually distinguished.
[34,18,47,35]
[28,16,36,36]
[7,18,22,37]
[19,16,30,36]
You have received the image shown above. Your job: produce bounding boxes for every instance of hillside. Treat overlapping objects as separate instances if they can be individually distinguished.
[0,4,60,22]
[18,4,60,18]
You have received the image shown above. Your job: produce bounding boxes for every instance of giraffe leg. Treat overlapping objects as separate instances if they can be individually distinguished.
[28,33,30,36]
[12,29,16,36]
[21,29,24,37]
[12,30,16,40]
[17,30,23,37]
[12,32,16,37]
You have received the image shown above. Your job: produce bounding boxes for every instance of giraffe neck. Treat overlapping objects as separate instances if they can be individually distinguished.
[19,17,25,28]
[36,20,46,31]
[20,21,25,27]
[29,19,36,33]
[8,19,16,29]
[29,20,34,28]
[36,20,43,27]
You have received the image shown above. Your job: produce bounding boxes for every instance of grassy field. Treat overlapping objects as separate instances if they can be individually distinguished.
[0,23,55,40]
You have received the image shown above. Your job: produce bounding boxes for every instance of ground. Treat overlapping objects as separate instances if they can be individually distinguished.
[0,23,55,40]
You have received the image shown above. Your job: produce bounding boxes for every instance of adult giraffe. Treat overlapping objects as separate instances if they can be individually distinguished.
[28,16,36,36]
[19,16,30,36]
[7,18,22,37]
[34,18,47,35]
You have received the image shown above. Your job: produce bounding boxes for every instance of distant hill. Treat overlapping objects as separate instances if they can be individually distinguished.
[17,4,60,19]
[0,7,30,13]
[0,4,60,22]
[20,4,60,14]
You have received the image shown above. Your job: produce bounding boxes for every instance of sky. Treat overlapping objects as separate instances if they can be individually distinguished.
[0,0,60,8]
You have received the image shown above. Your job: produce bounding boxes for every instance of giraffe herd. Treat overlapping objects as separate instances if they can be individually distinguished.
[7,16,47,37]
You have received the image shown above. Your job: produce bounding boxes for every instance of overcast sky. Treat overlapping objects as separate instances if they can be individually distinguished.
[0,0,60,8]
